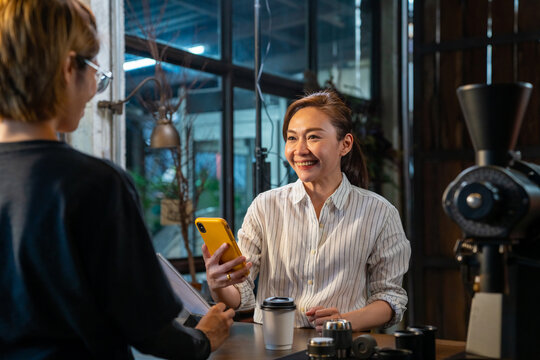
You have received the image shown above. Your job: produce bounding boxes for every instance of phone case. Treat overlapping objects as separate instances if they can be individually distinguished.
[195,217,248,273]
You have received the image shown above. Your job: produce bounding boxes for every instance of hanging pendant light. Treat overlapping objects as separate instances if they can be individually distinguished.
[97,77,181,148]
[150,105,180,148]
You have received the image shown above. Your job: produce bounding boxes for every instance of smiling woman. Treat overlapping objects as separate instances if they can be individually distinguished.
[285,106,354,211]
[282,91,369,190]
[202,90,411,333]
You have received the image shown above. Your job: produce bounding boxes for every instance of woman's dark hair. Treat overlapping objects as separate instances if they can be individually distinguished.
[282,90,369,188]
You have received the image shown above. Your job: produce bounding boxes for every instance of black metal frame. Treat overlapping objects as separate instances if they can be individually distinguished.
[371,0,381,104]
[399,0,414,324]
[409,0,426,326]
[220,0,235,231]
[125,0,381,272]
[417,30,540,54]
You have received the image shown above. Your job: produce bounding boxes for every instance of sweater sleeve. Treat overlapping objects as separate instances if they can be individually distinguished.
[131,320,211,360]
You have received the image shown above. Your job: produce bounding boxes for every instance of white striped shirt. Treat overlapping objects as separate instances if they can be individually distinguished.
[234,174,411,328]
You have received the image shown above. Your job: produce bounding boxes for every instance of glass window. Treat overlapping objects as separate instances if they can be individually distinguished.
[125,56,222,259]
[232,88,294,234]
[125,0,220,59]
[317,0,374,99]
[123,0,378,265]
[233,0,307,80]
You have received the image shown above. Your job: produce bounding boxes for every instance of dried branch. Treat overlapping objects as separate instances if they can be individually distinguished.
[126,0,211,283]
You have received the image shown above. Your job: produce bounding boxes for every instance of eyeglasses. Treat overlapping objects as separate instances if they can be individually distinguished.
[83,59,112,94]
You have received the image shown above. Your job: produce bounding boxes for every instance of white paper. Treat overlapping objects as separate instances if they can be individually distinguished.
[157,253,210,316]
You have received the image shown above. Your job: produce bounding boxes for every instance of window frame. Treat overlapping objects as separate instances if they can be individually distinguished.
[124,0,381,271]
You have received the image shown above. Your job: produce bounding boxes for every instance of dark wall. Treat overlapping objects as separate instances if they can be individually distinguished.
[410,0,540,340]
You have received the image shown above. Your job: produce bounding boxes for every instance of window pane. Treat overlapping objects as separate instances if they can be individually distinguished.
[317,0,373,99]
[233,88,294,234]
[125,56,222,259]
[125,0,220,59]
[233,0,307,79]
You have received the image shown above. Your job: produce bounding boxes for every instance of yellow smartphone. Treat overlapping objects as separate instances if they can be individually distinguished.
[195,217,248,273]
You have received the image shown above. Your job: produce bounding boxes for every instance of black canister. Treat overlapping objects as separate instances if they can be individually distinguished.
[394,329,423,360]
[377,348,413,360]
[321,319,353,359]
[307,337,336,360]
[407,325,437,360]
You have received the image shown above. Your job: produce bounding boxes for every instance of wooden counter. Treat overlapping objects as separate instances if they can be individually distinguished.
[210,322,465,359]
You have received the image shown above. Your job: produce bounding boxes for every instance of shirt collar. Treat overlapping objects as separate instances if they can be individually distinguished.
[329,174,352,210]
[291,179,308,204]
[291,173,352,210]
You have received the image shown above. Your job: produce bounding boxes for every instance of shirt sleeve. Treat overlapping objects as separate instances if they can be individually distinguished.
[75,165,211,356]
[234,195,265,310]
[365,206,411,327]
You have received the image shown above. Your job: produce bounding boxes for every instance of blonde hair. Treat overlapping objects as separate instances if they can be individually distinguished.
[0,0,99,123]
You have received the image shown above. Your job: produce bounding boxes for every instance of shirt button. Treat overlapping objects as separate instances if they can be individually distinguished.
[311,250,316,255]
[308,280,313,285]
[301,307,305,312]
[319,223,323,229]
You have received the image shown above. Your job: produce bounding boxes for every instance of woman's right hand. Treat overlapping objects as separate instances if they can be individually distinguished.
[202,243,252,291]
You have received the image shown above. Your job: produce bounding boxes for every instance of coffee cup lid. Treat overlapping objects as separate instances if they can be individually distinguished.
[260,297,296,310]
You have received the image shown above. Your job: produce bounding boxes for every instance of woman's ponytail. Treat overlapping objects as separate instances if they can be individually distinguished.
[341,133,369,188]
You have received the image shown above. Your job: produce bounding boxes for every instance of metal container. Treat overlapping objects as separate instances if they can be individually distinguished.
[406,325,437,360]
[394,329,423,360]
[307,337,336,360]
[377,348,413,359]
[321,319,352,359]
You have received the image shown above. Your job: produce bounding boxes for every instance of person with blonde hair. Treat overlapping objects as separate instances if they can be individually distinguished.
[0,1,233,358]
[204,91,410,332]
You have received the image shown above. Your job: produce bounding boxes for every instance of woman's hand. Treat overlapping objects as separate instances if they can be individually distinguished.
[306,301,393,332]
[202,243,252,291]
[305,306,343,332]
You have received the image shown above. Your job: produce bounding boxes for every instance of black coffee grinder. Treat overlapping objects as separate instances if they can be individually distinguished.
[442,82,540,359]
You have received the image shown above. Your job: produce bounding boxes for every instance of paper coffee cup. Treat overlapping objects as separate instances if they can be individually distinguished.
[260,297,296,350]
